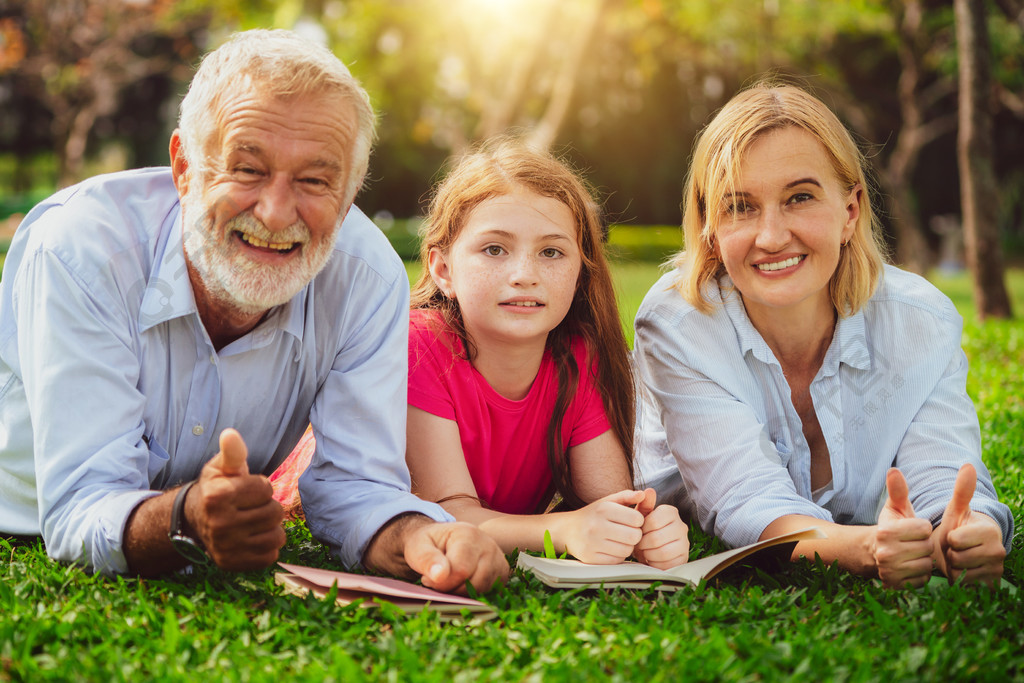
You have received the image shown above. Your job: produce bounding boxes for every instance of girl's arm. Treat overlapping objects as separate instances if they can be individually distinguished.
[407,407,649,564]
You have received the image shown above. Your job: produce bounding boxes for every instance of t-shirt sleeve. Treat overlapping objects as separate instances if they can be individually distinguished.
[566,340,613,447]
[407,311,458,421]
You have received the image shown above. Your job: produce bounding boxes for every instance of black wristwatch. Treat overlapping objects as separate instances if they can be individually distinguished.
[168,480,209,565]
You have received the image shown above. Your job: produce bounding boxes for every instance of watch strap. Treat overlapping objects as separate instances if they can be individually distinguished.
[168,480,209,565]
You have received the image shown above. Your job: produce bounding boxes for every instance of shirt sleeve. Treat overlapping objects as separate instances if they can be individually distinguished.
[894,341,1014,552]
[300,268,452,569]
[407,313,457,421]
[14,248,160,575]
[634,306,831,548]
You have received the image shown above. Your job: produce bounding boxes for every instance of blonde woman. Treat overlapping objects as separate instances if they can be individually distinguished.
[635,83,1011,588]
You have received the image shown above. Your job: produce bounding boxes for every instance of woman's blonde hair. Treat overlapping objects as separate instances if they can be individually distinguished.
[676,81,886,316]
[411,138,635,510]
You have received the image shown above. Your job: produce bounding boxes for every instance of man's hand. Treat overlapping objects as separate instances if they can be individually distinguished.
[403,521,510,594]
[365,514,509,595]
[188,428,286,571]
[934,464,1006,587]
[873,468,934,588]
[633,487,690,570]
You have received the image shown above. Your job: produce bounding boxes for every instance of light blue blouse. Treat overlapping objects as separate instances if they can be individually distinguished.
[634,264,1013,552]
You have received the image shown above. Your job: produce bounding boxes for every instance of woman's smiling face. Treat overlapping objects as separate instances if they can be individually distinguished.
[713,126,860,326]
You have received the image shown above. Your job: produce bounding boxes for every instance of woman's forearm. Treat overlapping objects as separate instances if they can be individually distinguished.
[760,514,879,577]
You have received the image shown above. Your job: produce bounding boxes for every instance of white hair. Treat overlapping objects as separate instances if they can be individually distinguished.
[177,28,376,206]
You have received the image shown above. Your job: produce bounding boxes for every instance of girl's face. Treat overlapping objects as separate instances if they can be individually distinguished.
[428,190,582,353]
[713,126,859,327]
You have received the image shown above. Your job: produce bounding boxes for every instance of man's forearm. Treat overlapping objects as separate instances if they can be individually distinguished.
[123,488,192,577]
[362,512,434,579]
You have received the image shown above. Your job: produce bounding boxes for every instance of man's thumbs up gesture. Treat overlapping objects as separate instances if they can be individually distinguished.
[934,464,1006,587]
[190,428,286,570]
[873,468,935,588]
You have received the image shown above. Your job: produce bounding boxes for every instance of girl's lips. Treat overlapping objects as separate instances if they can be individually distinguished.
[499,299,544,308]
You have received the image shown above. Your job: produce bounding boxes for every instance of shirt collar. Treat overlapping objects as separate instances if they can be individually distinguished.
[138,204,307,347]
[719,274,872,372]
[139,204,198,333]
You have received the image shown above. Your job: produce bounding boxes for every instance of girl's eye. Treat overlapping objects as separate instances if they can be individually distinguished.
[541,248,562,258]
[484,245,504,256]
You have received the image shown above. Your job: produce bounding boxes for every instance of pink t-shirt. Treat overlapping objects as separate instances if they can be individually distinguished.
[408,309,612,515]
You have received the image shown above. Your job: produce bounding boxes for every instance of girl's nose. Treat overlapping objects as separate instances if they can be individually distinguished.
[509,254,539,286]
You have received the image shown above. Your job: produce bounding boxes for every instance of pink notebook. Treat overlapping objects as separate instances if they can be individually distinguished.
[275,562,496,621]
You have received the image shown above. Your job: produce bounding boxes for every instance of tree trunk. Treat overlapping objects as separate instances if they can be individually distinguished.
[526,0,607,152]
[955,0,1013,320]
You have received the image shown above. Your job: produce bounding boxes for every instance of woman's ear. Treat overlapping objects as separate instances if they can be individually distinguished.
[842,184,862,244]
[427,247,455,299]
[169,131,191,198]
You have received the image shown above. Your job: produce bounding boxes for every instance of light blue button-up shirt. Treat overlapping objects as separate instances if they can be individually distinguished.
[0,167,449,574]
[634,264,1013,552]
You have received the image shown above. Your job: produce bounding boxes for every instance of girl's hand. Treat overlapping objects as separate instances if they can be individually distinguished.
[558,490,645,564]
[935,464,1006,587]
[873,468,935,588]
[632,488,690,569]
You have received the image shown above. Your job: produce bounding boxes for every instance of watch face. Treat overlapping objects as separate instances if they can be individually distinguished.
[170,535,210,565]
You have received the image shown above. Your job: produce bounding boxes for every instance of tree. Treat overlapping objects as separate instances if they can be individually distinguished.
[956,0,1013,319]
[0,0,208,187]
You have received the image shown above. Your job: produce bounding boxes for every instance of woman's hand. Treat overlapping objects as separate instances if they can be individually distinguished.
[935,464,1006,587]
[555,490,645,564]
[632,488,690,569]
[873,468,935,588]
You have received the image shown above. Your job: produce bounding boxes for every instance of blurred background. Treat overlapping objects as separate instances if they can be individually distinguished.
[1,0,1022,313]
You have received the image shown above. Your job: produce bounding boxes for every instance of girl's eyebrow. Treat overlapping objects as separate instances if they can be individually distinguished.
[475,229,574,243]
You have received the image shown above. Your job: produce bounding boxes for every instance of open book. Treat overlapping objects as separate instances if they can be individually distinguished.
[517,527,827,590]
[275,562,497,621]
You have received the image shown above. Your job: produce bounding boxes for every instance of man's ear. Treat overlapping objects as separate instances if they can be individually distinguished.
[169,130,191,198]
[427,247,454,299]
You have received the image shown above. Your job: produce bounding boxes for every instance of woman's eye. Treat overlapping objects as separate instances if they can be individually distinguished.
[725,201,751,216]
[788,192,813,204]
[541,248,562,258]
[484,245,504,256]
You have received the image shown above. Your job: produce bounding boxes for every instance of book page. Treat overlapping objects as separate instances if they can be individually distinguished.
[516,527,827,589]
[277,562,490,609]
[665,526,827,583]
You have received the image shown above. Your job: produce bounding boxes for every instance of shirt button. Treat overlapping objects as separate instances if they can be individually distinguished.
[192,425,204,436]
[210,354,216,364]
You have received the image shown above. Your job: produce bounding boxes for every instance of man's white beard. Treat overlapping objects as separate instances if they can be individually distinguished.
[181,194,338,316]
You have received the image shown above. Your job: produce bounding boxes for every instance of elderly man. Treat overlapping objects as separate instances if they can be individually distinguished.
[0,29,508,592]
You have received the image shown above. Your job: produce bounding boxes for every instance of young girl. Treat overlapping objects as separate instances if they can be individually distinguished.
[405,140,689,568]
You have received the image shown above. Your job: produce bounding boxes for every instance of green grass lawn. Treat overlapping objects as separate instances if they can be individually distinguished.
[3,262,1024,681]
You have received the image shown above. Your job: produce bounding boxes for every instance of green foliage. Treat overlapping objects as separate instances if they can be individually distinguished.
[2,265,1023,680]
